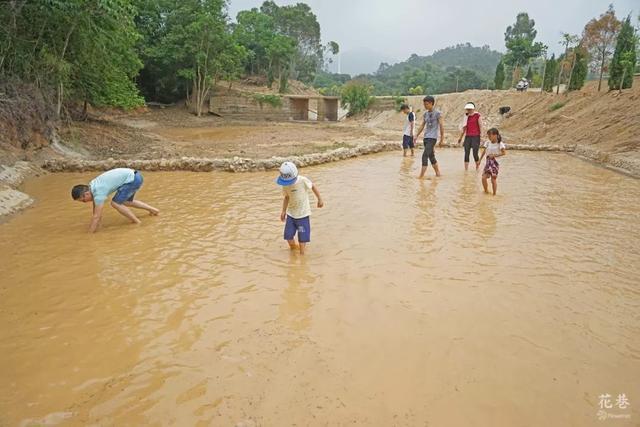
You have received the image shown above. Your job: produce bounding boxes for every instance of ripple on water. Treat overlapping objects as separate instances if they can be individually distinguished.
[0,150,639,425]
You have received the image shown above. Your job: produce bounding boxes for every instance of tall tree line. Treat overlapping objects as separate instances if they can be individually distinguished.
[495,6,637,93]
[1,0,337,116]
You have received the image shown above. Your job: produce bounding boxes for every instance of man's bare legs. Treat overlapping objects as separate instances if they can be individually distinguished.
[124,200,160,215]
[418,165,428,179]
[433,163,441,177]
[111,201,141,224]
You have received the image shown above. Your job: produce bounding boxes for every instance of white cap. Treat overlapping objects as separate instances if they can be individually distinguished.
[276,161,299,186]
[464,102,475,110]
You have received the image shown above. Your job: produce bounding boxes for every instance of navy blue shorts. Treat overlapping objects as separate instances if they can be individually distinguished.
[284,215,311,243]
[402,135,414,149]
[112,171,143,204]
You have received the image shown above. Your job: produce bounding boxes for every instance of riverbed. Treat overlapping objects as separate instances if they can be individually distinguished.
[1,150,638,426]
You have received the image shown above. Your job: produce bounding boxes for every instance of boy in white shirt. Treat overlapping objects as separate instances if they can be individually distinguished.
[277,162,324,255]
[400,104,415,157]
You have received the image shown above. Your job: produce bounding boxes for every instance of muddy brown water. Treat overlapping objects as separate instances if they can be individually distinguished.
[1,150,639,426]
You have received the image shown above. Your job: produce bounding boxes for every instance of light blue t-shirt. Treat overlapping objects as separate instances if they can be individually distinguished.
[90,168,135,205]
[423,109,442,139]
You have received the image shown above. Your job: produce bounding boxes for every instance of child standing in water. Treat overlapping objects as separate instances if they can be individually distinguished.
[414,95,444,178]
[400,103,415,157]
[457,102,482,171]
[277,162,324,255]
[479,128,507,195]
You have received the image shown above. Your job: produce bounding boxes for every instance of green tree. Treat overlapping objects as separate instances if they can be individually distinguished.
[266,34,296,92]
[155,0,243,116]
[0,0,144,114]
[503,13,545,85]
[568,46,588,91]
[260,1,323,83]
[233,8,277,75]
[542,54,557,92]
[341,80,372,116]
[525,66,534,81]
[608,16,637,90]
[494,59,505,89]
[582,5,621,91]
[557,33,580,93]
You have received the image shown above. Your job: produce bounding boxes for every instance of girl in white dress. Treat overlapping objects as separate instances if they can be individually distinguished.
[479,128,506,195]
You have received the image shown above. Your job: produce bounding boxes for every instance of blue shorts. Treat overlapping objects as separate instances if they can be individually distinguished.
[112,171,143,204]
[402,135,414,149]
[284,215,311,243]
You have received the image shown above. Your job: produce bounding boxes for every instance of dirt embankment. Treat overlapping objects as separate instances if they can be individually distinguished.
[371,78,640,175]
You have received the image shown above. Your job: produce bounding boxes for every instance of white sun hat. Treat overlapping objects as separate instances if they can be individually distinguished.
[276,161,299,186]
[464,102,475,110]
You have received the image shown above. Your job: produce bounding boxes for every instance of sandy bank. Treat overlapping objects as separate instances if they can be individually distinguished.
[0,162,45,219]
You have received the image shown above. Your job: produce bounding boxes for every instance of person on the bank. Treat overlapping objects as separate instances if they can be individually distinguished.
[71,168,159,233]
[414,95,444,178]
[479,128,507,195]
[400,103,415,157]
[457,102,482,171]
[277,161,323,255]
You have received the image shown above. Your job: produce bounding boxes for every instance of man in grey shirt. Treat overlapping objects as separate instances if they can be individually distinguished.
[415,95,444,178]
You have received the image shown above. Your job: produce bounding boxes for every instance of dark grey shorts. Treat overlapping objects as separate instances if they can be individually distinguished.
[422,138,437,166]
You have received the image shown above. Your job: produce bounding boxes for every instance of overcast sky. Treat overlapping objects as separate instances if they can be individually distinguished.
[228,0,638,63]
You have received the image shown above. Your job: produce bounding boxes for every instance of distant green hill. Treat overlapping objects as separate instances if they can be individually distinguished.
[315,44,504,96]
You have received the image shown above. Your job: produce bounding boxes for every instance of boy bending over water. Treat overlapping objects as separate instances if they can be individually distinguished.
[277,162,324,255]
[479,128,507,195]
[71,168,159,233]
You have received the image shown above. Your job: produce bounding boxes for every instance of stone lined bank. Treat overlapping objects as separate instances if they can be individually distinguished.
[41,141,577,173]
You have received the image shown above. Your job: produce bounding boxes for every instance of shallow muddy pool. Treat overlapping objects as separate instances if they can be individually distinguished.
[1,150,639,426]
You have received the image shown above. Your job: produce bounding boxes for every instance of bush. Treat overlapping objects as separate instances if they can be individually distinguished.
[393,96,406,111]
[341,80,373,116]
[549,101,566,111]
[253,94,283,108]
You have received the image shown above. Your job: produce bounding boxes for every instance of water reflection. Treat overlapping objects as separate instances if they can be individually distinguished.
[278,255,314,331]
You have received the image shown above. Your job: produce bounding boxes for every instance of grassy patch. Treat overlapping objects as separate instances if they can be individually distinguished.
[393,96,406,111]
[253,94,283,108]
[549,101,567,111]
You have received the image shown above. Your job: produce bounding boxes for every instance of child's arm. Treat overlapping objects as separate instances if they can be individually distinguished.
[438,115,445,146]
[312,184,324,208]
[497,147,506,157]
[415,119,425,140]
[410,118,415,140]
[280,195,289,222]
[457,125,466,145]
[479,145,486,162]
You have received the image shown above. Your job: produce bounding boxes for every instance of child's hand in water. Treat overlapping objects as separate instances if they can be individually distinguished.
[317,200,324,208]
[280,211,286,222]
